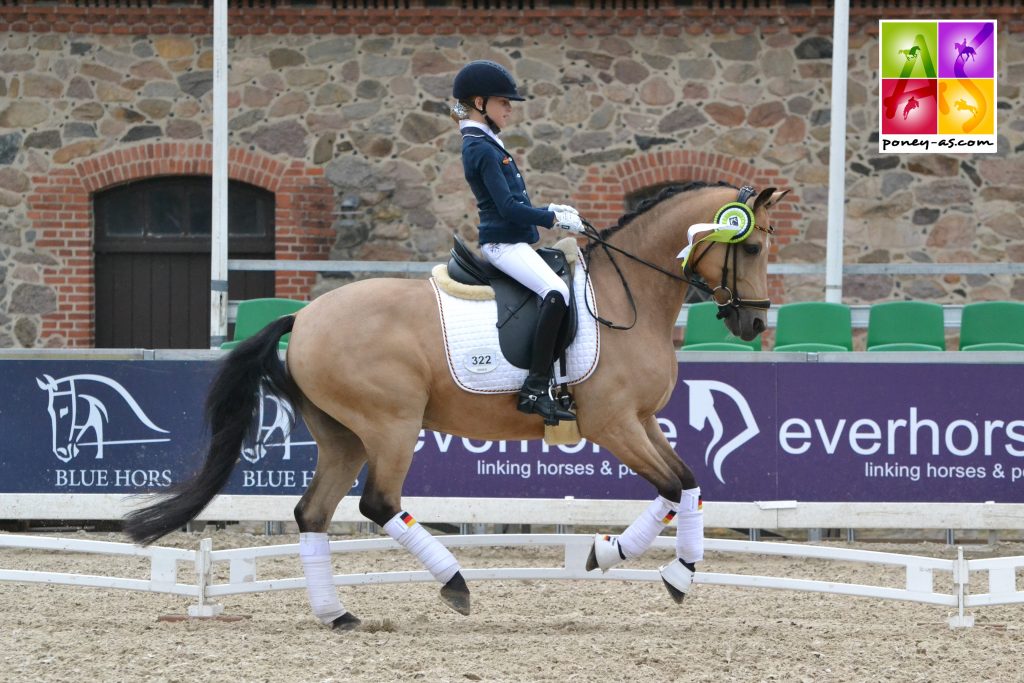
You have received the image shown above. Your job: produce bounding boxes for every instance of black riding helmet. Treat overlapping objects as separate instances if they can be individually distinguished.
[452,60,523,134]
[452,60,525,101]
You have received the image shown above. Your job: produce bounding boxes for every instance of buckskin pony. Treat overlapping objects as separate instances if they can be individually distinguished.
[125,180,789,630]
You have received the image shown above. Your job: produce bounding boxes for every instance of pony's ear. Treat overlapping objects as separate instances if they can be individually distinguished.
[754,187,790,211]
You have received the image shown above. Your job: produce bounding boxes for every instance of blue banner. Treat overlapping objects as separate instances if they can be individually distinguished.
[2,359,1022,502]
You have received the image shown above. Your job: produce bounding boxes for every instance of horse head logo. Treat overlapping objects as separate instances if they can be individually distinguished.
[684,380,760,485]
[241,391,296,463]
[35,373,169,463]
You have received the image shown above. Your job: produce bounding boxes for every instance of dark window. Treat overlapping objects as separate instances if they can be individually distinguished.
[94,177,276,349]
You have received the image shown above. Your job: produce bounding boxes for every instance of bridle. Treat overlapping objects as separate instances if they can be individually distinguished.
[578,185,773,330]
[684,186,773,320]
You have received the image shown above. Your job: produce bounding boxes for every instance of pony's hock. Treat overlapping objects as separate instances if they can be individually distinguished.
[123,181,787,627]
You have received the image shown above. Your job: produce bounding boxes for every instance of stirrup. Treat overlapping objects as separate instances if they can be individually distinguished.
[517,385,576,425]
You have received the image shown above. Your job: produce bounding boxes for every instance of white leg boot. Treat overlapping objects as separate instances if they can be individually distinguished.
[587,496,679,572]
[659,487,703,603]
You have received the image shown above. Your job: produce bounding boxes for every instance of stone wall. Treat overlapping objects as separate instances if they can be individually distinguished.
[0,1,1021,347]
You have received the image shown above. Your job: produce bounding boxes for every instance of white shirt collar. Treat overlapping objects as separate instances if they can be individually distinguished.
[459,120,505,149]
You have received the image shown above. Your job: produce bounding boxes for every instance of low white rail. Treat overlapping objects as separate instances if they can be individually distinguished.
[5,533,1024,628]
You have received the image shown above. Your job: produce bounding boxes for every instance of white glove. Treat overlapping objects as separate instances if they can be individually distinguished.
[547,203,579,215]
[552,209,584,233]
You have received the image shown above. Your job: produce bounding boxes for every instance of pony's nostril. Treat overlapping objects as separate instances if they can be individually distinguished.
[753,318,766,333]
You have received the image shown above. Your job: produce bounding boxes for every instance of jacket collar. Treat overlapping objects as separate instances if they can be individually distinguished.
[459,120,506,150]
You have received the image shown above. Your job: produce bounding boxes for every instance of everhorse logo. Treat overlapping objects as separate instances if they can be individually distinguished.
[779,407,1024,458]
[684,380,760,485]
[35,373,170,463]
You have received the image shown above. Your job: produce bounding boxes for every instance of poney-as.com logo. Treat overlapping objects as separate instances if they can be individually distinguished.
[879,19,997,154]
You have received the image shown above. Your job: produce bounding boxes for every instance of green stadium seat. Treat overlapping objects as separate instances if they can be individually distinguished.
[681,301,762,351]
[959,301,1024,351]
[866,301,945,352]
[773,302,853,352]
[220,297,307,350]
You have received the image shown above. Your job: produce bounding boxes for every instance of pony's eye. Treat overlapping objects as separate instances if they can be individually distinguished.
[743,243,761,256]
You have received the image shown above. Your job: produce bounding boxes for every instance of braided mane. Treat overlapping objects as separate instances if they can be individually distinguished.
[583,180,736,256]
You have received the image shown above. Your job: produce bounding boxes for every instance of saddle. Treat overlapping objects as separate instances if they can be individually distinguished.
[446,235,578,370]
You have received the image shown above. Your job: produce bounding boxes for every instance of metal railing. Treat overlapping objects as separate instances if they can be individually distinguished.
[228,258,1023,327]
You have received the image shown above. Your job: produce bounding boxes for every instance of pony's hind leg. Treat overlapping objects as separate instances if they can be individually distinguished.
[356,421,470,617]
[294,403,368,631]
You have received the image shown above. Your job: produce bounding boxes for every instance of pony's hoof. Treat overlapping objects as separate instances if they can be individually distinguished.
[330,612,362,631]
[661,577,686,604]
[587,533,624,572]
[659,559,695,605]
[585,543,599,572]
[440,572,471,616]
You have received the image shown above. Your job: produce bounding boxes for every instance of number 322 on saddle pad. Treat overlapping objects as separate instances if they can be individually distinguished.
[429,236,600,395]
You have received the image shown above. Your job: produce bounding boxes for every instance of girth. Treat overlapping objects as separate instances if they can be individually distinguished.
[447,235,578,370]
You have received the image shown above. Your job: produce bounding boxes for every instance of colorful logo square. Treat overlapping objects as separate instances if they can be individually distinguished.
[880,21,938,79]
[879,19,998,153]
[938,78,995,135]
[937,22,996,78]
[881,79,937,135]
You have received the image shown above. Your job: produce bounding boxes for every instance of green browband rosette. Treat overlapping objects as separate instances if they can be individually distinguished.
[676,202,756,271]
[712,202,755,242]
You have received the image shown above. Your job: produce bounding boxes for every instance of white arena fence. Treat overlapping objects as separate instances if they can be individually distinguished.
[4,532,1024,629]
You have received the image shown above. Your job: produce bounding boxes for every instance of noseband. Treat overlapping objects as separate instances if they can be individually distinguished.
[684,186,772,320]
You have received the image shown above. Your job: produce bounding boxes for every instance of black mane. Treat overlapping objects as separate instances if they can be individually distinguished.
[584,180,736,256]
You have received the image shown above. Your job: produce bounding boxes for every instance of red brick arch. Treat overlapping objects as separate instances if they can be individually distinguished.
[27,143,334,347]
[571,150,799,302]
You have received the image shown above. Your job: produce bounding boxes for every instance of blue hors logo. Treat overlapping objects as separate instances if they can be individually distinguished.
[684,380,760,485]
[241,391,313,463]
[35,373,170,463]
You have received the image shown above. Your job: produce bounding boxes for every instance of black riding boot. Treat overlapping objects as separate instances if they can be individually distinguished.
[517,293,577,425]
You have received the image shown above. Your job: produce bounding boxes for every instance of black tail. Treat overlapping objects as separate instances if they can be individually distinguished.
[124,315,303,545]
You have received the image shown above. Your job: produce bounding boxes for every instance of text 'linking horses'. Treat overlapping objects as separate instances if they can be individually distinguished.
[125,180,789,630]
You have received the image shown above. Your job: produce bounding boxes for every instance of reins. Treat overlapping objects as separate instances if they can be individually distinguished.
[576,206,773,330]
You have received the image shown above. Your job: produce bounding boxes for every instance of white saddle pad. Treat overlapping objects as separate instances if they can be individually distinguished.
[430,250,600,394]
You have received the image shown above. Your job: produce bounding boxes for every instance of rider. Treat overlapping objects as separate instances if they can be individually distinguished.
[451,59,584,424]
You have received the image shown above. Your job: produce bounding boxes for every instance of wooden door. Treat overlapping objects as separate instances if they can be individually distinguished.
[94,177,275,349]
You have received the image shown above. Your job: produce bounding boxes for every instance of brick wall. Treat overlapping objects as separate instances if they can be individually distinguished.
[25,144,332,345]
[3,0,1022,37]
[1,0,1020,348]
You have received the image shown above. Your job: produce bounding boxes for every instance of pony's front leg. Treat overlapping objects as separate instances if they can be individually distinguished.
[585,419,683,570]
[358,426,470,616]
[643,414,704,603]
[585,417,703,603]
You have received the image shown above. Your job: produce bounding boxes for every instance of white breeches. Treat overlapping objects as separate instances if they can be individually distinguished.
[481,242,571,305]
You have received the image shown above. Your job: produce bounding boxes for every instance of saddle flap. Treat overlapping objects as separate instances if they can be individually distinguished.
[440,236,578,370]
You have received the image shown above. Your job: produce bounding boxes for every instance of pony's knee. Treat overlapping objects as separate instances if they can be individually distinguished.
[358,488,397,527]
[657,480,683,505]
[656,469,699,503]
[677,464,698,491]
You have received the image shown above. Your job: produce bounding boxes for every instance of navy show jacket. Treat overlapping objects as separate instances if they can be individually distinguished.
[460,128,555,246]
